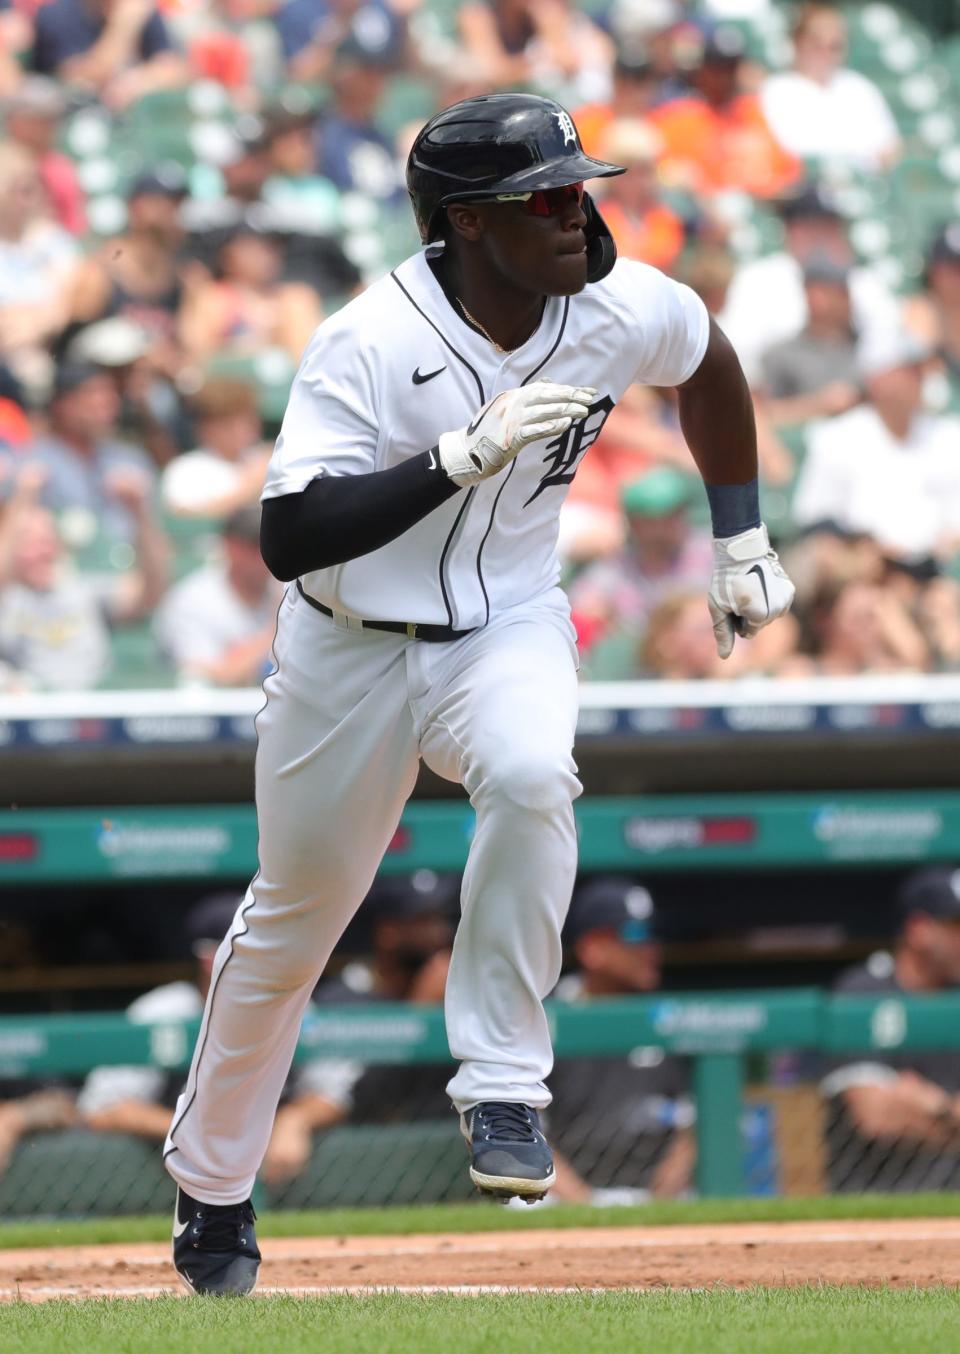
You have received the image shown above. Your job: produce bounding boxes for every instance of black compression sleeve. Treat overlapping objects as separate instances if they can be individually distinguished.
[259,449,461,581]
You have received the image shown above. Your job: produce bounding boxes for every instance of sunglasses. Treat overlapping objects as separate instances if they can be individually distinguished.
[494,181,585,217]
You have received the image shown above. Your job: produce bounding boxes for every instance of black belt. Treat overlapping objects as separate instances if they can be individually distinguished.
[296,580,475,642]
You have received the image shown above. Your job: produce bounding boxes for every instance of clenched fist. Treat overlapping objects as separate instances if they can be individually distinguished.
[439,381,596,487]
[708,523,795,659]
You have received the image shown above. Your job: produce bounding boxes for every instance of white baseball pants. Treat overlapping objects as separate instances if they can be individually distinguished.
[164,583,582,1204]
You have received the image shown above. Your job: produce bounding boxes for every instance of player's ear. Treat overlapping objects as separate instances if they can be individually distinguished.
[445,203,484,243]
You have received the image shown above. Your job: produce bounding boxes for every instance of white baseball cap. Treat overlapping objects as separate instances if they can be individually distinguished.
[857,328,930,380]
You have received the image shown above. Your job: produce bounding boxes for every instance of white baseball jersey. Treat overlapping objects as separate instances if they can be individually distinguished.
[263,248,709,628]
[168,249,709,1207]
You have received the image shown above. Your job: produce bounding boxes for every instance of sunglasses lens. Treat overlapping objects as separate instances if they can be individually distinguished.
[526,182,584,216]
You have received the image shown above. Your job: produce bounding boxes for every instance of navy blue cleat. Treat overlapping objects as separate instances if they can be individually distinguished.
[172,1186,261,1295]
[460,1101,556,1202]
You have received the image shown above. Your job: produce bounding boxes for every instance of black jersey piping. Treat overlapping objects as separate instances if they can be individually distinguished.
[391,270,484,405]
[437,487,474,628]
[522,295,570,387]
[391,268,486,628]
[163,587,287,1166]
[473,296,570,625]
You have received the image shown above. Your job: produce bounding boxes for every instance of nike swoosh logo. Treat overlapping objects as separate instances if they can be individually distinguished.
[173,1191,190,1238]
[412,365,446,385]
[466,412,484,437]
[747,563,769,616]
[426,446,438,470]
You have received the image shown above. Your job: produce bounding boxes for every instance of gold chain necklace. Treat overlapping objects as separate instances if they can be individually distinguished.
[457,298,513,353]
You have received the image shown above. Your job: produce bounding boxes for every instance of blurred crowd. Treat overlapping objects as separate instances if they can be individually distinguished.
[0,0,959,688]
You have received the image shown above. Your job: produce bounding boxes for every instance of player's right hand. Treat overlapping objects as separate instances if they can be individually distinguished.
[438,381,596,487]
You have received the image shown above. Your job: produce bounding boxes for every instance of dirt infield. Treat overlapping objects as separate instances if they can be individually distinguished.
[2,1219,960,1299]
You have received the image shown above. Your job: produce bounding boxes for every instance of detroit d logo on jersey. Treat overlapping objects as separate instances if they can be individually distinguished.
[524,395,614,506]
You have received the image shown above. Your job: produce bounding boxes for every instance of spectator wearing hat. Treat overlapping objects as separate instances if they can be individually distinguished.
[181,124,274,237]
[31,0,187,111]
[649,22,800,200]
[179,225,322,366]
[153,505,282,686]
[3,78,86,236]
[276,0,406,84]
[312,37,403,202]
[78,891,373,1180]
[905,225,960,416]
[458,0,613,104]
[593,120,684,273]
[761,3,900,174]
[161,377,270,519]
[262,872,459,1187]
[567,466,712,660]
[793,331,960,562]
[77,892,318,1159]
[71,169,192,377]
[78,894,243,1142]
[0,140,80,397]
[759,254,862,428]
[66,316,188,469]
[822,868,960,1192]
[8,361,161,551]
[547,878,694,1202]
[574,48,664,160]
[719,182,901,385]
[0,459,169,691]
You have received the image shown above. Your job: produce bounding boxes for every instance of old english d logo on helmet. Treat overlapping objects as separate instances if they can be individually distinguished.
[405,93,626,284]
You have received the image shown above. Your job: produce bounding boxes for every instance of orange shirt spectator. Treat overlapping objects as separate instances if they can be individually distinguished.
[594,120,684,272]
[650,24,799,199]
[574,49,662,159]
[601,200,683,273]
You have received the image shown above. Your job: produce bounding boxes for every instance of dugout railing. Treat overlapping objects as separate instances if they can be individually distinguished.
[0,991,957,1205]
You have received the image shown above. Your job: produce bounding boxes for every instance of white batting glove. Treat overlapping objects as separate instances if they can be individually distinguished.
[708,523,796,659]
[438,381,596,487]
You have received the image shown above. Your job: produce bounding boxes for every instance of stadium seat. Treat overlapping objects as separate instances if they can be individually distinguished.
[101,623,176,691]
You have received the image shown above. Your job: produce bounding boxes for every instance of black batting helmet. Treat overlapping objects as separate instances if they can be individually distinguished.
[406,93,626,284]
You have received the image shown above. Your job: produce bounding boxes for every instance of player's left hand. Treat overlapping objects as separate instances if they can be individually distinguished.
[708,523,795,659]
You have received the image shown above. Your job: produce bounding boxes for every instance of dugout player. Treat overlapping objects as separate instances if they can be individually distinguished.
[166,92,795,1294]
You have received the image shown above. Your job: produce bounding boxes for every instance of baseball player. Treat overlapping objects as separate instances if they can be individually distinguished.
[166,92,795,1294]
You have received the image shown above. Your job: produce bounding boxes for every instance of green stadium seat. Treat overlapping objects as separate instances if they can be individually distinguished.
[121,90,202,169]
[376,75,437,142]
[161,514,223,581]
[100,621,175,690]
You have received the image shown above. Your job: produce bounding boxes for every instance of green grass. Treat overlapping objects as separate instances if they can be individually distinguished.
[2,1193,960,1251]
[5,1289,960,1354]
